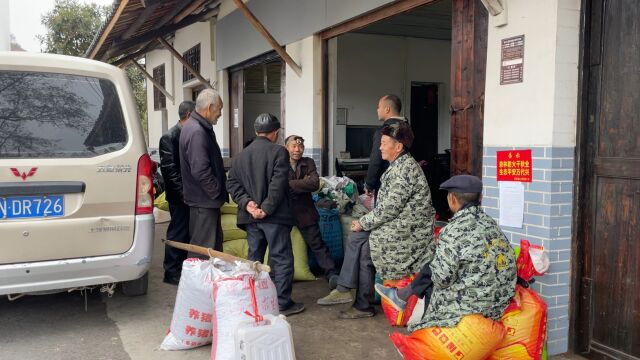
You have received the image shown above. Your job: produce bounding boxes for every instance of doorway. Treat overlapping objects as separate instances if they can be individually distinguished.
[322,0,487,217]
[228,53,284,157]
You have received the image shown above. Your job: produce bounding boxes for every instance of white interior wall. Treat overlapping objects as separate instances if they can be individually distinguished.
[483,0,580,147]
[334,33,452,159]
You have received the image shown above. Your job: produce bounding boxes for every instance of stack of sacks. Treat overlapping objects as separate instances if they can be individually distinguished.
[220,200,315,281]
[221,200,248,257]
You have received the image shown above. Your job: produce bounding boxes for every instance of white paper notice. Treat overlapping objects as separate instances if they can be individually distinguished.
[499,181,525,228]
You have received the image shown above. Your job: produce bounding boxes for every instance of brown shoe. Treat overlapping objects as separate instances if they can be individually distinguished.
[338,307,375,319]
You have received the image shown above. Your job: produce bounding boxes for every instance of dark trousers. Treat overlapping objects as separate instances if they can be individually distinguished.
[337,231,375,312]
[246,223,294,309]
[164,202,190,279]
[399,262,434,304]
[188,207,223,259]
[298,223,337,278]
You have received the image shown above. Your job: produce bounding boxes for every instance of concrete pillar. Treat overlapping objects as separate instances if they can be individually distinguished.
[481,0,581,355]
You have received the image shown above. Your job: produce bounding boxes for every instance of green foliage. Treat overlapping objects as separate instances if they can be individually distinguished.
[39,0,149,142]
[126,64,149,141]
[38,0,109,56]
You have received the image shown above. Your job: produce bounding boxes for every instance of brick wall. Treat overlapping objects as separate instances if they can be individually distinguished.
[482,146,575,355]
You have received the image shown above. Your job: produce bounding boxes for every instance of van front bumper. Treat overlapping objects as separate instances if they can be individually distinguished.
[0,214,154,296]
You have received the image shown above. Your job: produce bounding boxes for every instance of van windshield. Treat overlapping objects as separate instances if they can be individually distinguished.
[0,71,128,159]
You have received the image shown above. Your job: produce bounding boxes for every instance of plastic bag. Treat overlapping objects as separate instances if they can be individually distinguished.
[516,240,550,282]
[160,259,215,350]
[210,260,279,360]
[390,314,506,360]
[153,191,169,211]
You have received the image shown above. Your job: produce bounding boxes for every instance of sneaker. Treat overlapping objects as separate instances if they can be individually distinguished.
[328,275,339,290]
[317,289,353,305]
[374,284,407,311]
[280,302,305,316]
[338,307,375,319]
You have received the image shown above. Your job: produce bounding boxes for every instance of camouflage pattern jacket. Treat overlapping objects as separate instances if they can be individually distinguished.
[359,152,435,280]
[410,205,517,331]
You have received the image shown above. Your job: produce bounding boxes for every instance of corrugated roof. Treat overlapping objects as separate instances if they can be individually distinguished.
[86,0,220,63]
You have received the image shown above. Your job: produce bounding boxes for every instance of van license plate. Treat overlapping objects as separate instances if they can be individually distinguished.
[0,195,64,219]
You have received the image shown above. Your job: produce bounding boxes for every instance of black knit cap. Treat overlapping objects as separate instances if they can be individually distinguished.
[380,121,414,150]
[254,113,281,133]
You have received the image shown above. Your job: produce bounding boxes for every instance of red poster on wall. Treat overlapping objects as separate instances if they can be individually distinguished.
[496,149,532,182]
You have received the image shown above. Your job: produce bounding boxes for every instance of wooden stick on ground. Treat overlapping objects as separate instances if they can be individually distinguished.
[163,239,271,273]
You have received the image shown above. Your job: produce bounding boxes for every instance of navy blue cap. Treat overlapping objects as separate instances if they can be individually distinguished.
[440,175,483,193]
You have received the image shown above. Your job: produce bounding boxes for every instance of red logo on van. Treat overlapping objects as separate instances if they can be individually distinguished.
[10,167,38,180]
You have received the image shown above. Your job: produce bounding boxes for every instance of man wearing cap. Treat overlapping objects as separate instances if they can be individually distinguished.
[364,94,408,198]
[227,114,305,316]
[285,135,339,288]
[180,89,227,257]
[318,122,435,319]
[375,175,517,331]
[159,100,195,284]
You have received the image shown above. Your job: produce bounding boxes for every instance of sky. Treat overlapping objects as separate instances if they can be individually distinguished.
[8,0,115,52]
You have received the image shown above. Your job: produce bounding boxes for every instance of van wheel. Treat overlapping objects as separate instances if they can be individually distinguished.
[121,272,148,296]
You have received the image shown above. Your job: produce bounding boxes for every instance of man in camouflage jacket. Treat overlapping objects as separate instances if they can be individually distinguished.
[359,143,435,280]
[317,122,436,319]
[377,175,517,330]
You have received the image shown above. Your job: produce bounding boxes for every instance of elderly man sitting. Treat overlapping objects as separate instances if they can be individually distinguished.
[317,122,436,319]
[376,175,517,331]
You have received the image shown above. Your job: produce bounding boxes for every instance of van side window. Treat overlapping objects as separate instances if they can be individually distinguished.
[0,71,128,159]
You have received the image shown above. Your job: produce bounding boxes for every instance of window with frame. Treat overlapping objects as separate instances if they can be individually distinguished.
[183,44,201,83]
[152,64,166,110]
[244,60,281,94]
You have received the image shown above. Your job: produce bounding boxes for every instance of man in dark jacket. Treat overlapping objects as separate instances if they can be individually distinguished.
[179,89,227,258]
[227,114,305,316]
[159,101,195,284]
[285,135,338,288]
[364,94,408,197]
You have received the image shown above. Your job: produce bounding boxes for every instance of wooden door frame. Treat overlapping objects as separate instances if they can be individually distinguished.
[319,0,487,177]
[227,51,285,157]
[571,0,592,354]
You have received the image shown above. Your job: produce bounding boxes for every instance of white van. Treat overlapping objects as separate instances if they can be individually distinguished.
[0,52,154,296]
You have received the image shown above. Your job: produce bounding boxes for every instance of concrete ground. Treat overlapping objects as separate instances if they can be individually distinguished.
[0,223,399,360]
[0,222,584,359]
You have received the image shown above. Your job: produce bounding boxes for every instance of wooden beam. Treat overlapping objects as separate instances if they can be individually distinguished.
[101,8,218,60]
[130,59,175,103]
[156,36,214,90]
[89,0,130,59]
[140,0,164,7]
[121,2,159,40]
[231,0,302,77]
[154,0,192,29]
[110,40,156,67]
[174,0,208,24]
[320,0,435,40]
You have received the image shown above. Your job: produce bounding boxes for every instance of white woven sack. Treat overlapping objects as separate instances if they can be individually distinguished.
[160,258,215,350]
[210,261,279,360]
